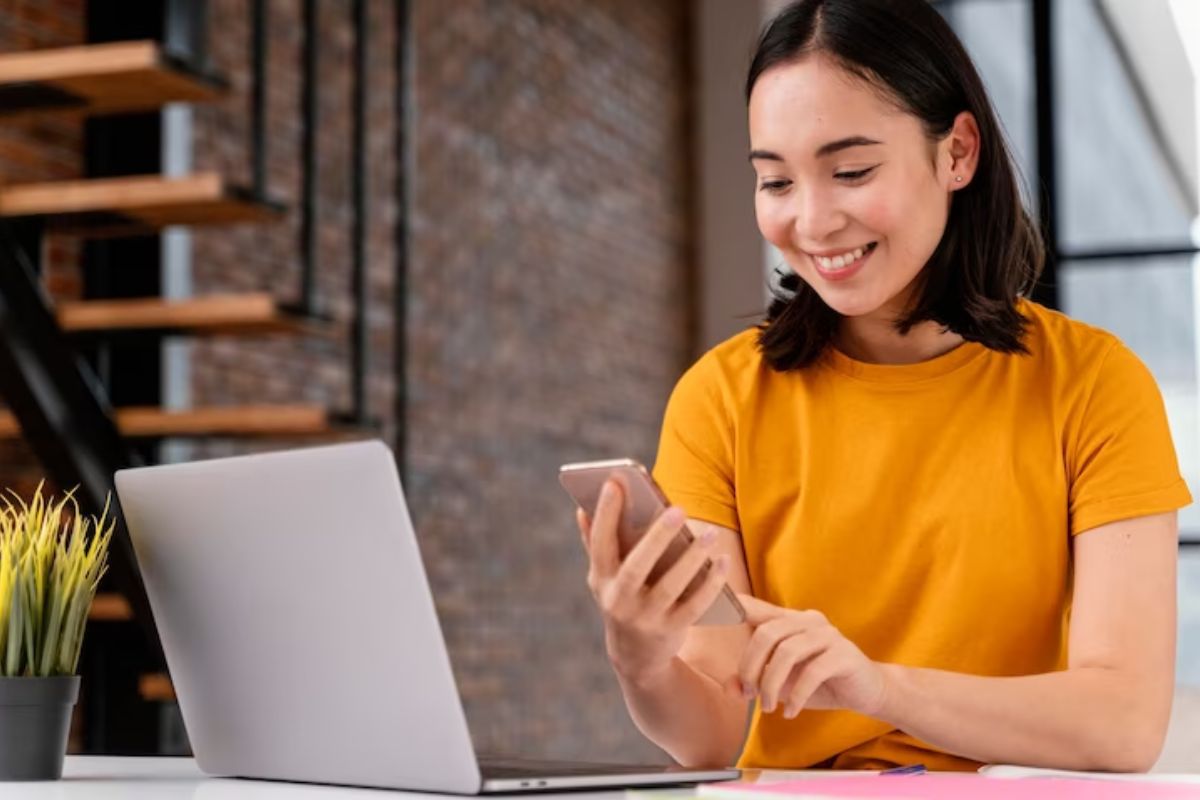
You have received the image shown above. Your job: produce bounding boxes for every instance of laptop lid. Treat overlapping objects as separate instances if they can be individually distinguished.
[116,440,484,793]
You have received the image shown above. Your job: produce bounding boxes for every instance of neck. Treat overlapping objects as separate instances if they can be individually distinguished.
[835,311,965,365]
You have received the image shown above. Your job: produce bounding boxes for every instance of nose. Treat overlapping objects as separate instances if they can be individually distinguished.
[791,183,847,245]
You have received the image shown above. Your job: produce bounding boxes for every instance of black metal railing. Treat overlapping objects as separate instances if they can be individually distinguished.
[393,0,411,480]
[351,0,370,426]
[0,221,161,663]
[300,0,320,316]
[250,0,268,200]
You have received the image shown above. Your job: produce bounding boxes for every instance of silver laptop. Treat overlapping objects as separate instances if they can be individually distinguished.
[115,440,740,793]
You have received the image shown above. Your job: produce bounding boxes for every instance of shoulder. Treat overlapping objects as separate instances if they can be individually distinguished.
[677,326,772,401]
[1019,299,1120,364]
[1018,299,1134,387]
[1019,301,1166,445]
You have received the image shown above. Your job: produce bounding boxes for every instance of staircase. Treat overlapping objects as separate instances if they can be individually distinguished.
[0,0,378,751]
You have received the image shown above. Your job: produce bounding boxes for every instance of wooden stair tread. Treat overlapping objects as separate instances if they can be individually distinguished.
[0,173,282,235]
[89,593,133,622]
[0,404,340,439]
[58,294,328,337]
[0,40,223,116]
[139,673,175,703]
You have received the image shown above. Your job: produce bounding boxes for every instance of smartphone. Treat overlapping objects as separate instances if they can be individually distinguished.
[559,458,745,626]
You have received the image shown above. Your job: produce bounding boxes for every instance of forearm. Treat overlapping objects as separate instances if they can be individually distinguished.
[878,663,1170,772]
[614,656,748,768]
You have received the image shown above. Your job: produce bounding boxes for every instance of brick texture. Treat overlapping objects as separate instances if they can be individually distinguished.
[407,0,694,762]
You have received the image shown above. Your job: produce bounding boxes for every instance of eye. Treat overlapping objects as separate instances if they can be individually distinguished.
[758,179,792,194]
[834,166,878,183]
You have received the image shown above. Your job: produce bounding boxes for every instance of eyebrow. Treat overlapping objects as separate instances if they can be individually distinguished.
[748,136,884,163]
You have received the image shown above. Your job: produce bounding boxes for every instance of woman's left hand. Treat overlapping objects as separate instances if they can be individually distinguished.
[737,594,890,719]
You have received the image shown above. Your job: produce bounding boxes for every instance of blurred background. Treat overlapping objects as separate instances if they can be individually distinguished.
[0,0,1196,771]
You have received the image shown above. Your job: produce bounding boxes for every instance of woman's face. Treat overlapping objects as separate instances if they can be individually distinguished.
[749,55,970,321]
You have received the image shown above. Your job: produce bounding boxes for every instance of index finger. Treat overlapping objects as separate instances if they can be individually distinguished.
[588,480,624,578]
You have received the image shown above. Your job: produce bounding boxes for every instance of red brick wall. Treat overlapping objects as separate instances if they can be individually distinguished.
[407,0,694,761]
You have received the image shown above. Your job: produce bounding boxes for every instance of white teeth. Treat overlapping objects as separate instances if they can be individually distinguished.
[814,244,871,271]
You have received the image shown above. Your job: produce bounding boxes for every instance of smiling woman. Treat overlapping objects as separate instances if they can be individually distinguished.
[574,0,1194,777]
[748,1,1041,371]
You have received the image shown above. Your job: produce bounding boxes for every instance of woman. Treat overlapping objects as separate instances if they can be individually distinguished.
[576,0,1191,774]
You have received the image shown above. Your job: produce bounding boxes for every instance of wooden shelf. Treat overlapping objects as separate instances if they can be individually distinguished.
[0,173,283,236]
[139,673,175,703]
[89,593,133,622]
[58,294,329,337]
[0,404,343,439]
[0,40,224,117]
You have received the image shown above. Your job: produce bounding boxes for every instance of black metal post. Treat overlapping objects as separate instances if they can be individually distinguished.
[1031,0,1060,309]
[351,0,369,424]
[250,0,268,200]
[393,0,410,481]
[1062,244,1200,263]
[300,0,320,315]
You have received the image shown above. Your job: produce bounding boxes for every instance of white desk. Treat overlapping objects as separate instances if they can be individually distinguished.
[2,757,716,799]
[0,759,849,799]
[10,758,1198,798]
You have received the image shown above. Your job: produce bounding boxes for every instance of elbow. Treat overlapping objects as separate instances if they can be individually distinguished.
[1083,715,1168,773]
[1071,669,1172,773]
[669,731,745,771]
[1086,743,1160,774]
[670,740,743,771]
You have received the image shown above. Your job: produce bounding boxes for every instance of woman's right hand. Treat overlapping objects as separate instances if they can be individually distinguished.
[576,479,730,686]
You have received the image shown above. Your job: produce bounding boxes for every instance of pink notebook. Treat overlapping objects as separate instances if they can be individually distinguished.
[697,774,1200,799]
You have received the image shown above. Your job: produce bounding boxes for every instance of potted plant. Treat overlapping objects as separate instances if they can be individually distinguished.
[0,483,113,781]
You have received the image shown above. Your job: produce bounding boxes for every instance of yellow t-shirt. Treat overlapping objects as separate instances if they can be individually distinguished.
[651,300,1192,771]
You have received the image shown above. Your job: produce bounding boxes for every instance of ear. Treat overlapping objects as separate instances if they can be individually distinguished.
[942,110,981,191]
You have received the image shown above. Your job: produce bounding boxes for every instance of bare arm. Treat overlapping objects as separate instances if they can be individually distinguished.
[612,519,753,768]
[876,512,1177,771]
[576,482,753,768]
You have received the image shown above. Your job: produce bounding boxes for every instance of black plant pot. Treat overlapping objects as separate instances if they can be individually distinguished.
[0,675,80,781]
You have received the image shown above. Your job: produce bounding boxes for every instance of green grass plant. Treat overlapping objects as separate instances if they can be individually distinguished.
[0,484,113,678]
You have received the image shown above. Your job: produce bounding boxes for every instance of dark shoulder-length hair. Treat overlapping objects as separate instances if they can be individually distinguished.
[749,0,1043,371]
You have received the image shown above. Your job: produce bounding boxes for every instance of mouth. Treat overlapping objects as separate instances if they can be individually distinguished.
[810,241,877,282]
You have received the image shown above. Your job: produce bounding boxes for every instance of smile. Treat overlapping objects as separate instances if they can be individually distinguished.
[811,242,877,271]
[808,242,877,282]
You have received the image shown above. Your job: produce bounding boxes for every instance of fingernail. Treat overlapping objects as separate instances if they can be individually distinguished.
[783,705,797,719]
[600,481,614,500]
[661,506,684,527]
[714,555,729,573]
[699,528,717,545]
[741,682,755,700]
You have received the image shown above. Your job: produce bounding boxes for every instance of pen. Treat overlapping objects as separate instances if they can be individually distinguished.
[881,764,927,775]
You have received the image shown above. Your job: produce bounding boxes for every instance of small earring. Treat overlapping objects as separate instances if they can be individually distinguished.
[955,176,964,183]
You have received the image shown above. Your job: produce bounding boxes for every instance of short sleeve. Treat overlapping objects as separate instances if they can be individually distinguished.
[1068,342,1193,536]
[651,355,740,532]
